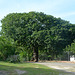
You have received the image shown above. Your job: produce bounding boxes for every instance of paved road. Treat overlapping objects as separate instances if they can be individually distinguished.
[37,62,75,74]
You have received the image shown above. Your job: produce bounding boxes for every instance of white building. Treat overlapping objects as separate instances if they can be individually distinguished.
[70,55,75,62]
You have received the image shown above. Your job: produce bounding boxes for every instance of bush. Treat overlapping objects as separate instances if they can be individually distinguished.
[7,55,21,63]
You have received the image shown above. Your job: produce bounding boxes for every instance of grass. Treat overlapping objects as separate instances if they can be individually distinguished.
[0,61,74,75]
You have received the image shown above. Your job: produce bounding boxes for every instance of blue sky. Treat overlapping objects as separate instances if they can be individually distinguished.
[0,0,75,30]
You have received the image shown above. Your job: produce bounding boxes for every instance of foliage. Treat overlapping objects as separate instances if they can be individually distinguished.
[65,39,75,53]
[7,55,20,63]
[0,36,16,60]
[1,11,75,61]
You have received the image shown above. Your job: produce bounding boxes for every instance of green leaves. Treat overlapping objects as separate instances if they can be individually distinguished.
[1,11,75,61]
[65,40,75,53]
[0,36,16,60]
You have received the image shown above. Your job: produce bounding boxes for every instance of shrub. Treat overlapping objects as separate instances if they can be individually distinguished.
[7,55,21,63]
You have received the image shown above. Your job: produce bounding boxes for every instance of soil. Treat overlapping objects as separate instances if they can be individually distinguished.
[15,69,27,75]
[0,69,27,75]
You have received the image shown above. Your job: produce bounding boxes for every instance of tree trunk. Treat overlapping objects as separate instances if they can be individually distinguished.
[32,47,38,62]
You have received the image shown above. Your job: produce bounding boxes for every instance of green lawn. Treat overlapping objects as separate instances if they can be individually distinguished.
[0,61,73,75]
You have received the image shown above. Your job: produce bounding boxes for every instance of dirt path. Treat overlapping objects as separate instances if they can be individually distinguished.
[0,69,27,75]
[36,62,75,74]
[15,69,27,75]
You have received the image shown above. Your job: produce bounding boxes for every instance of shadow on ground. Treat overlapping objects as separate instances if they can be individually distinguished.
[0,63,75,75]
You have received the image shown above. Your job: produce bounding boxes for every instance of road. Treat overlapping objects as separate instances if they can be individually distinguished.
[36,62,75,74]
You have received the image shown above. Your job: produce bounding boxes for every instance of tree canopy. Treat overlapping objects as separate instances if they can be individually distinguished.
[1,11,75,62]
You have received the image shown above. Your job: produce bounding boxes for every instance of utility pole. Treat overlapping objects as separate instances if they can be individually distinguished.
[68,51,69,61]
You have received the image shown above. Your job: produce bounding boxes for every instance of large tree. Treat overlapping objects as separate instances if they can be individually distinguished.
[1,12,74,61]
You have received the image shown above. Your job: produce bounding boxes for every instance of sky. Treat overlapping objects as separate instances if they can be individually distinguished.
[0,0,75,30]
